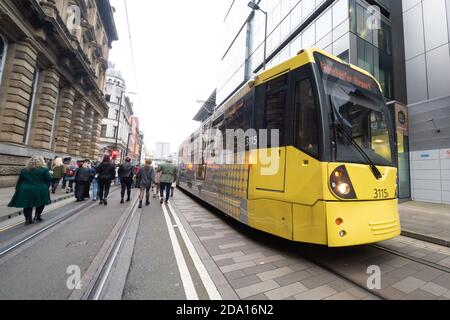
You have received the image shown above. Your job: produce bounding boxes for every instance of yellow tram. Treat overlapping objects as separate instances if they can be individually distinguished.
[178,48,400,247]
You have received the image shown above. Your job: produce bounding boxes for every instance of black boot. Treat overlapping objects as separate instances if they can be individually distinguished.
[104,199,108,206]
[146,197,150,206]
[120,199,124,204]
[138,200,143,209]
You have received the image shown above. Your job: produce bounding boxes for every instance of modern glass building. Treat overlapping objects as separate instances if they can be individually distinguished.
[207,0,413,199]
[402,0,450,204]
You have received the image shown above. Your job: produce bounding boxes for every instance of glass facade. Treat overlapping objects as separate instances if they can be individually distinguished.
[217,0,395,105]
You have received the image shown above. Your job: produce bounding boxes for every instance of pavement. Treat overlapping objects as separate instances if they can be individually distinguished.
[0,185,74,222]
[399,201,450,247]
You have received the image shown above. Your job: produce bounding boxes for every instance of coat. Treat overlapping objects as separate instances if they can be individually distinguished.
[97,162,116,181]
[118,163,134,179]
[8,167,52,209]
[51,165,65,179]
[136,166,155,188]
[157,163,177,184]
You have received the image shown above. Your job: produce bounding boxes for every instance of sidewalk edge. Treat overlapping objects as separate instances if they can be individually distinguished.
[402,230,450,248]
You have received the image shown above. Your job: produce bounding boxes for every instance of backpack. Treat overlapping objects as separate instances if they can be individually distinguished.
[67,166,75,177]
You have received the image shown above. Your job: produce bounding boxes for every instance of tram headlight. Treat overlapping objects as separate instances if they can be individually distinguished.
[330,166,357,200]
[337,183,351,195]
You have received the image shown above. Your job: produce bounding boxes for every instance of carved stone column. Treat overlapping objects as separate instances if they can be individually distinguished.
[0,40,38,144]
[68,98,86,157]
[54,87,75,154]
[28,68,60,150]
[90,112,102,160]
[80,107,94,158]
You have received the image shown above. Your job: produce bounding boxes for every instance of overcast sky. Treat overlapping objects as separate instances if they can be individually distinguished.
[109,0,229,155]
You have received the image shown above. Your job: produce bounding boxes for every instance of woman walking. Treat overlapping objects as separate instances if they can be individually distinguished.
[75,161,92,202]
[153,168,161,199]
[91,161,99,201]
[65,159,77,193]
[50,157,64,194]
[8,156,52,225]
[136,159,155,208]
[97,156,116,206]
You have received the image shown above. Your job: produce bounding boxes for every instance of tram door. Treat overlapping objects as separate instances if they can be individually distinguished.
[250,75,288,193]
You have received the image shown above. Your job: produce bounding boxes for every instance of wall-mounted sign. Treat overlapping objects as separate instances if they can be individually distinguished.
[395,103,409,136]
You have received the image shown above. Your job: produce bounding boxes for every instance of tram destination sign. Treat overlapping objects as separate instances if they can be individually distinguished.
[315,53,379,94]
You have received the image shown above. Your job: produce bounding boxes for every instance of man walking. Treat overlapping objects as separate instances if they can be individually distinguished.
[157,159,177,204]
[118,157,134,203]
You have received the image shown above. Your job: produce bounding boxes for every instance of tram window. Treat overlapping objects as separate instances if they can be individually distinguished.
[295,79,319,157]
[265,75,287,147]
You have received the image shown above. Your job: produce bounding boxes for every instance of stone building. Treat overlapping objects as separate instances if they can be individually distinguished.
[0,0,118,187]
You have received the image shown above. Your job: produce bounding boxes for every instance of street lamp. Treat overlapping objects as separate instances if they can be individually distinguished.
[248,1,268,71]
[114,87,137,158]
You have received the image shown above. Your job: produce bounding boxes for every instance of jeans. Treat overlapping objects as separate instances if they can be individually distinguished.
[120,178,133,200]
[98,179,112,201]
[160,182,172,202]
[92,179,99,200]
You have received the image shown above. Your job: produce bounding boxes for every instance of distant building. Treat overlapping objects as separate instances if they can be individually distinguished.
[99,65,133,163]
[0,0,118,187]
[154,142,171,166]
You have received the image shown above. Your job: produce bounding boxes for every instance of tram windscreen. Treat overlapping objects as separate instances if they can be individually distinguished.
[315,53,394,167]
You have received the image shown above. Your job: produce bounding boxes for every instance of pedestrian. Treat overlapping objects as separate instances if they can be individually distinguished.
[153,168,162,199]
[83,160,93,200]
[91,161,99,201]
[65,159,77,193]
[171,181,176,198]
[136,159,155,208]
[50,157,64,194]
[8,156,52,225]
[97,155,116,205]
[132,164,140,188]
[118,157,134,204]
[114,166,120,186]
[74,161,91,202]
[157,159,177,204]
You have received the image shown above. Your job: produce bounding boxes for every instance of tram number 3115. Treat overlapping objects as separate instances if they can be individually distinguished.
[374,188,389,199]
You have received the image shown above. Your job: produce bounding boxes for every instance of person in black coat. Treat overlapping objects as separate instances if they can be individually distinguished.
[75,161,92,202]
[118,157,134,204]
[97,155,116,206]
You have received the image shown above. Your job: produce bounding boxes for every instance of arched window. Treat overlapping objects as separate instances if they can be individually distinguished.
[0,35,7,86]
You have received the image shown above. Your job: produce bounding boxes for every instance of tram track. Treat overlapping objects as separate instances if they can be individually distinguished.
[76,194,140,300]
[0,188,120,260]
[370,243,450,275]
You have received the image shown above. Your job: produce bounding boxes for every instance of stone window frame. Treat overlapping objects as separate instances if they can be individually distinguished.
[0,34,8,88]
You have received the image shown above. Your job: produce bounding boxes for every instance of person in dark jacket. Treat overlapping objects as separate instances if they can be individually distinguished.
[8,156,52,225]
[118,157,134,204]
[97,155,116,205]
[75,161,92,202]
[136,159,155,208]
